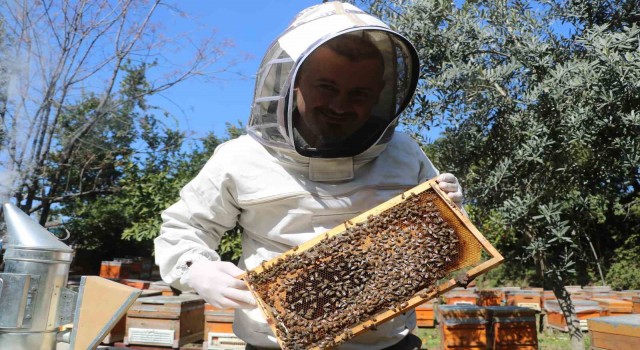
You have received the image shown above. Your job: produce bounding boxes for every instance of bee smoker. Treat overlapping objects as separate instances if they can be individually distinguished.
[0,203,77,350]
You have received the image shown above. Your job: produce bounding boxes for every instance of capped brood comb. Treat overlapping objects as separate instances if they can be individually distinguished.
[242,178,503,350]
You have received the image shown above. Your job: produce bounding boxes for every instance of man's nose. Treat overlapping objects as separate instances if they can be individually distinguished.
[329,93,350,113]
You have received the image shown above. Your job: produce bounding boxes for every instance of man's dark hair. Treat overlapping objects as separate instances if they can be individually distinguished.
[324,32,385,68]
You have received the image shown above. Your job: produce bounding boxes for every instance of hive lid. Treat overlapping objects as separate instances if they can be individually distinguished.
[485,305,537,317]
[588,315,640,337]
[544,299,601,313]
[2,202,72,252]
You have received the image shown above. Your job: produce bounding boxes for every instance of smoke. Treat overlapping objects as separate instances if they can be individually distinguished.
[0,169,19,204]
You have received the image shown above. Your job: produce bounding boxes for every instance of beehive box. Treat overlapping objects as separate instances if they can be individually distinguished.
[205,332,247,350]
[542,290,557,308]
[486,306,538,350]
[124,295,204,348]
[119,279,152,290]
[544,299,604,332]
[102,290,163,345]
[633,297,640,314]
[477,289,504,307]
[415,300,436,328]
[148,280,176,296]
[590,298,633,316]
[99,261,131,279]
[583,285,612,293]
[203,304,246,350]
[204,303,234,334]
[102,315,127,345]
[588,315,640,350]
[442,290,479,306]
[242,180,503,350]
[506,290,542,311]
[438,305,487,350]
[616,290,640,300]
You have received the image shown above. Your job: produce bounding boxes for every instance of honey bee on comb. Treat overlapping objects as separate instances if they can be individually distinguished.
[243,180,503,350]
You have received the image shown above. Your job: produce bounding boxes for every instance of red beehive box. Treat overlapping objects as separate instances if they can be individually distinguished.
[505,290,541,311]
[438,305,487,350]
[99,261,131,279]
[124,294,205,348]
[588,314,640,350]
[477,289,503,307]
[415,300,436,328]
[486,306,538,350]
[590,298,633,316]
[544,299,604,332]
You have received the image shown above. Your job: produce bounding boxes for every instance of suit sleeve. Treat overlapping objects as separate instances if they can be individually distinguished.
[154,148,240,291]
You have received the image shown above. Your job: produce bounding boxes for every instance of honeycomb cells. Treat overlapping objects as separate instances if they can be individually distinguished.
[245,189,466,349]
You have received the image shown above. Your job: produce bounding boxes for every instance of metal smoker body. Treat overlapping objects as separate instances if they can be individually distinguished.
[0,203,77,350]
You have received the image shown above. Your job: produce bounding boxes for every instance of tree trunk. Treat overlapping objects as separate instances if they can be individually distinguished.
[551,277,585,350]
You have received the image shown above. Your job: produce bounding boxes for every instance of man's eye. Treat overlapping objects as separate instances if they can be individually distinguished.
[350,91,370,101]
[318,84,337,92]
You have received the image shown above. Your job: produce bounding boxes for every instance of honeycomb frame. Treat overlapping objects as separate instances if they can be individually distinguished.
[240,179,504,349]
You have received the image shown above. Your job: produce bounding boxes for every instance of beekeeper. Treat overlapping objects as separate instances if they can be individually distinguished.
[155,2,465,349]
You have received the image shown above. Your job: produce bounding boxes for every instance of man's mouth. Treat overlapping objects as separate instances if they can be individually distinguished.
[322,110,354,124]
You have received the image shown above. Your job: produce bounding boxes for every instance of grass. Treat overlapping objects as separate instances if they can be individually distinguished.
[415,326,591,349]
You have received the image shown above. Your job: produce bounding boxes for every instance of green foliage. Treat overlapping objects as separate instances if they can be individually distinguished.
[53,64,246,262]
[606,225,640,289]
[358,0,639,291]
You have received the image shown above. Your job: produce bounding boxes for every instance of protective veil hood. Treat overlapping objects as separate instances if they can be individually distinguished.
[246,1,419,181]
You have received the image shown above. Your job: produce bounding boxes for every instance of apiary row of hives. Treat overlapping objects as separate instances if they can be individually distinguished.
[436,305,539,350]
[541,286,640,332]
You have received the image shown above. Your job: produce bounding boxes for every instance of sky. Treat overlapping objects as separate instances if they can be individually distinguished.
[149,1,321,140]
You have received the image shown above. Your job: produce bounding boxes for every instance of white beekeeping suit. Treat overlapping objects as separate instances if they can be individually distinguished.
[155,2,448,349]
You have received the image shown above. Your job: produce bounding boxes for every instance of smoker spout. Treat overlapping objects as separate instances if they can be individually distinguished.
[0,203,75,350]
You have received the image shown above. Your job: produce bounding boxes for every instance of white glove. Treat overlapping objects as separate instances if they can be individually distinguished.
[435,173,464,210]
[183,260,256,309]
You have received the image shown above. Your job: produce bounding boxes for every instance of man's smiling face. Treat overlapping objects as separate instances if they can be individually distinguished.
[294,44,385,147]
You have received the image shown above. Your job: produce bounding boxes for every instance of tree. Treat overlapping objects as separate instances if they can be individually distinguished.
[56,121,245,271]
[0,0,237,225]
[355,0,639,348]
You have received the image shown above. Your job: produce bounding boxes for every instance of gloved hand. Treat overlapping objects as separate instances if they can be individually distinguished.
[435,173,465,210]
[184,260,256,309]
